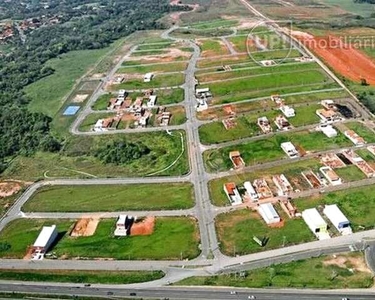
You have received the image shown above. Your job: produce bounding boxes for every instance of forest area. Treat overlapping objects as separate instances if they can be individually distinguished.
[0,0,188,173]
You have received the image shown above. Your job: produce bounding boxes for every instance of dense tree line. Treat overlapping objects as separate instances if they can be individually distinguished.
[354,0,375,4]
[93,140,150,165]
[0,0,189,172]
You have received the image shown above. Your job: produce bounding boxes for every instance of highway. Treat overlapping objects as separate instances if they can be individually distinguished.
[0,283,374,300]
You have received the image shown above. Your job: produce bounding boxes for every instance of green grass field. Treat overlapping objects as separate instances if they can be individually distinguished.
[216,209,314,256]
[0,269,164,284]
[321,0,374,17]
[23,183,194,212]
[206,69,331,98]
[198,38,230,57]
[25,48,112,117]
[197,62,319,83]
[334,165,367,182]
[177,253,373,289]
[0,217,200,260]
[136,42,173,51]
[117,61,187,74]
[204,130,350,172]
[157,88,185,104]
[189,19,239,30]
[1,131,189,181]
[357,149,375,162]
[296,184,375,231]
[91,93,113,110]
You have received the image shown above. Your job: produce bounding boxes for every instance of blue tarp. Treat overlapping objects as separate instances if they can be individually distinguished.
[63,106,80,116]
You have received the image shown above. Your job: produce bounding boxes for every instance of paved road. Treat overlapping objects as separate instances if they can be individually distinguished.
[0,283,374,300]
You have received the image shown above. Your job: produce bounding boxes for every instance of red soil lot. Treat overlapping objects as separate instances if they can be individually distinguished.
[301,35,375,85]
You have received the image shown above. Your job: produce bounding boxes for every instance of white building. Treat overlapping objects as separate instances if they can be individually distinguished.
[258,203,281,225]
[114,215,133,236]
[244,181,259,202]
[118,89,127,99]
[94,119,106,132]
[320,166,342,186]
[272,174,293,196]
[323,204,352,235]
[144,73,154,82]
[280,105,295,118]
[319,124,338,138]
[223,183,242,206]
[302,208,330,240]
[147,95,157,108]
[32,225,58,260]
[281,142,299,158]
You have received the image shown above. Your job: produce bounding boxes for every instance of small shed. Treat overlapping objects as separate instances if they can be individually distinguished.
[302,208,330,240]
[33,225,58,253]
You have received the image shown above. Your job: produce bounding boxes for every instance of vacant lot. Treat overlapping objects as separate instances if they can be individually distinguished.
[296,184,375,231]
[345,122,375,143]
[0,217,200,260]
[26,48,111,117]
[0,269,164,284]
[177,252,373,289]
[117,61,187,74]
[109,73,185,90]
[2,131,189,181]
[206,69,331,98]
[204,130,350,172]
[216,209,314,256]
[199,103,321,144]
[197,62,318,83]
[23,183,194,212]
[198,38,230,57]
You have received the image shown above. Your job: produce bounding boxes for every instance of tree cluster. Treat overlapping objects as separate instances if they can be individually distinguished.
[93,140,150,165]
[0,0,188,172]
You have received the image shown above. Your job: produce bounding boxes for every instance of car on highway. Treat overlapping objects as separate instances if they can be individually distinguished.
[130,292,136,296]
[248,296,256,299]
[230,291,237,295]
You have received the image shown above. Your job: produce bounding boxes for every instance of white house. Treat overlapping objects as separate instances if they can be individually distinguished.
[94,119,105,132]
[280,105,295,118]
[147,95,157,108]
[244,181,259,202]
[323,204,352,235]
[31,225,58,260]
[320,166,342,186]
[144,73,154,82]
[319,124,338,138]
[281,142,299,158]
[114,215,133,236]
[258,203,281,225]
[302,208,330,240]
[223,182,242,206]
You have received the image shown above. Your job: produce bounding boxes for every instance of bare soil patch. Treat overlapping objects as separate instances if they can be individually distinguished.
[0,181,22,198]
[130,216,155,236]
[324,254,372,274]
[70,218,99,237]
[72,94,89,103]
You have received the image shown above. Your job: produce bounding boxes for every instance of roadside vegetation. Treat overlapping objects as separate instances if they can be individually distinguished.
[177,253,373,289]
[0,269,164,285]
